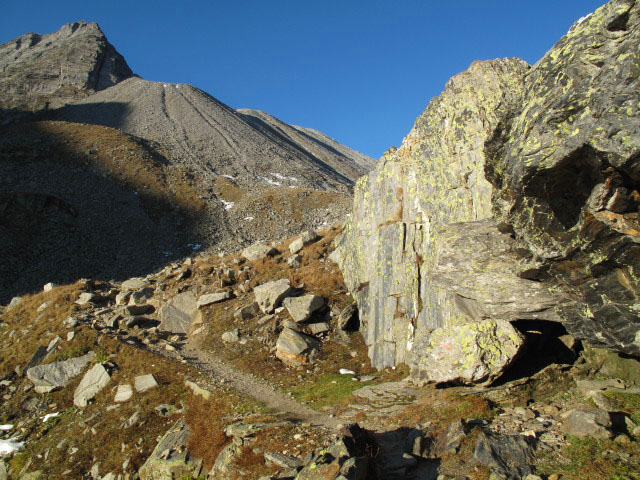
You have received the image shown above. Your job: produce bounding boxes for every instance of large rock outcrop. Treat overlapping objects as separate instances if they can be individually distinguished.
[335,0,640,377]
[0,21,132,119]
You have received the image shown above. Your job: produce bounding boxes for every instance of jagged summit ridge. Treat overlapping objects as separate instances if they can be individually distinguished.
[0,21,133,117]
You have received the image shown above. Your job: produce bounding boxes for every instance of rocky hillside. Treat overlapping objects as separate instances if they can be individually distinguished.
[51,77,373,191]
[335,0,640,381]
[0,21,132,122]
[1,226,639,480]
[0,22,374,304]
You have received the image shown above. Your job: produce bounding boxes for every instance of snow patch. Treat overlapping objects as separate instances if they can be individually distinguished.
[257,175,282,186]
[41,412,60,423]
[244,216,255,221]
[0,425,13,431]
[221,174,236,180]
[271,173,299,182]
[220,199,234,210]
[0,438,23,455]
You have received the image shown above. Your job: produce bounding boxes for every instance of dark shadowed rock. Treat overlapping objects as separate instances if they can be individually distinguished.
[472,430,537,479]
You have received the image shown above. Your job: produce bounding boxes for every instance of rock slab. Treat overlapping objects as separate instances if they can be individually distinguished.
[74,363,111,407]
[26,352,95,393]
[158,292,200,334]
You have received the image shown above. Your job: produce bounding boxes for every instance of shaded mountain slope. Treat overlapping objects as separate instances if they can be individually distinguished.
[0,121,207,303]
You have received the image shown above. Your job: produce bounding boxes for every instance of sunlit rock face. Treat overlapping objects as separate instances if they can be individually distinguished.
[336,0,640,377]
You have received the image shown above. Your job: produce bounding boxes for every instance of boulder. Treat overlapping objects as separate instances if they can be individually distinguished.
[197,291,232,308]
[333,0,640,373]
[241,243,277,261]
[75,292,103,305]
[158,292,200,333]
[129,287,154,305]
[134,374,158,392]
[26,352,95,393]
[289,230,318,254]
[74,363,111,407]
[43,282,55,292]
[561,408,613,440]
[254,279,293,314]
[275,328,321,366]
[209,441,242,478]
[138,419,203,480]
[234,302,259,321]
[288,254,302,268]
[114,384,133,402]
[472,430,537,478]
[121,277,148,290]
[221,329,240,343]
[6,296,22,311]
[283,294,325,322]
[410,319,525,386]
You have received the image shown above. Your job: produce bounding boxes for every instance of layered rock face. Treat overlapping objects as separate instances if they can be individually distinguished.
[335,0,640,377]
[0,21,132,119]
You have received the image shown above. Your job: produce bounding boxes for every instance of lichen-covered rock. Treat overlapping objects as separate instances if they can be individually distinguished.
[138,418,203,480]
[410,319,525,385]
[334,58,529,369]
[485,0,640,356]
[335,0,640,374]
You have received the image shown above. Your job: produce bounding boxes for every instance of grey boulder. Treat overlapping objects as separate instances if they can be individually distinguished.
[283,294,325,323]
[241,243,277,261]
[289,230,318,254]
[410,319,525,386]
[26,351,95,393]
[74,363,111,407]
[561,408,613,440]
[158,292,201,333]
[275,328,321,366]
[254,279,293,314]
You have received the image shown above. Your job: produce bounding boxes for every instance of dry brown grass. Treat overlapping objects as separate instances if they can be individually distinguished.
[185,393,230,470]
[0,282,237,478]
[0,282,83,376]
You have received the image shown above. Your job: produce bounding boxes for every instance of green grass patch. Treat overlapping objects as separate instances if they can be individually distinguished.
[289,373,374,409]
[537,435,640,480]
[603,391,640,425]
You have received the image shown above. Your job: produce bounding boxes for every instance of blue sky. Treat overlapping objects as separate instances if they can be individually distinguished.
[1,0,606,158]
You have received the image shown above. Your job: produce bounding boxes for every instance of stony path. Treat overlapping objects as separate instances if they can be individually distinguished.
[180,346,342,429]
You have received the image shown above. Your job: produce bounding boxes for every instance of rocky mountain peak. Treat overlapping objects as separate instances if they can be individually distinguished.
[0,21,133,120]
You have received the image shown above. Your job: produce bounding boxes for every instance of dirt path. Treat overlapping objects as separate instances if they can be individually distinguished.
[180,346,342,429]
